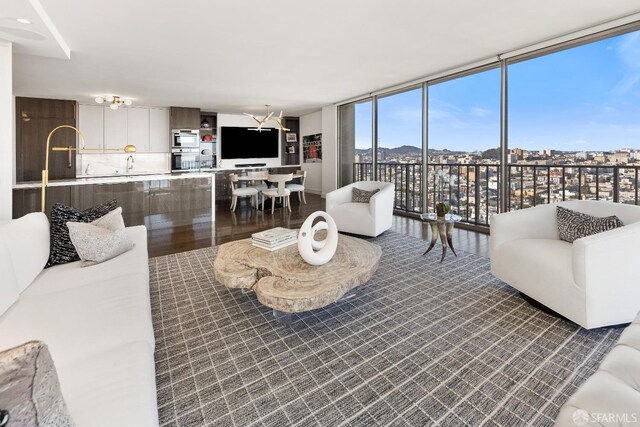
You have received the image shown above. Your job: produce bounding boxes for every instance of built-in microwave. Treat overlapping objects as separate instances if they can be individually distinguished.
[172,129,199,149]
[171,148,200,171]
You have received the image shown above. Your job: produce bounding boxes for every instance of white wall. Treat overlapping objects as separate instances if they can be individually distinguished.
[321,105,337,197]
[299,111,322,194]
[217,113,281,168]
[0,42,13,220]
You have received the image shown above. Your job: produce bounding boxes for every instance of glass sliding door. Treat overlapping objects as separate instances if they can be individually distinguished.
[428,67,501,225]
[338,99,373,187]
[508,29,640,209]
[376,87,423,212]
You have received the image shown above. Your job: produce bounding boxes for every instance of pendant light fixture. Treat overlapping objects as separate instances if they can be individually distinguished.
[95,95,133,110]
[243,104,290,132]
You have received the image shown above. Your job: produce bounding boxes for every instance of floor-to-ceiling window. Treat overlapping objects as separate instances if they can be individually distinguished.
[508,30,640,209]
[337,25,640,227]
[339,99,373,187]
[428,68,501,224]
[376,87,423,212]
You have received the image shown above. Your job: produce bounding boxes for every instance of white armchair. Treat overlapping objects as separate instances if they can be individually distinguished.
[490,200,640,329]
[326,181,395,237]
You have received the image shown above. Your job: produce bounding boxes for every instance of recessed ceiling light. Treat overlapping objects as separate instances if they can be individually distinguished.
[16,18,31,25]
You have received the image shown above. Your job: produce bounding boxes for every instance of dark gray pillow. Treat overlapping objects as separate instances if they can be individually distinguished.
[46,200,117,267]
[352,187,380,203]
[556,206,623,243]
[0,341,75,426]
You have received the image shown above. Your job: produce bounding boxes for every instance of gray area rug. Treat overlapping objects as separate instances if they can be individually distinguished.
[150,231,621,427]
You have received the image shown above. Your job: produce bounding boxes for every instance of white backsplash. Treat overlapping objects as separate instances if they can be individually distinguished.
[78,153,170,177]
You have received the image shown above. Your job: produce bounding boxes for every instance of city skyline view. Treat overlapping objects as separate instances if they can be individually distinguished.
[354,29,640,154]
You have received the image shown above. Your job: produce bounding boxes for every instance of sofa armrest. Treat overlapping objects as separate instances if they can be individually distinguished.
[572,221,640,326]
[490,204,557,253]
[369,183,394,218]
[326,184,354,212]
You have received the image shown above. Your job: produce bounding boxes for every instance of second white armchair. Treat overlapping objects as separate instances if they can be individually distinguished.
[490,200,640,329]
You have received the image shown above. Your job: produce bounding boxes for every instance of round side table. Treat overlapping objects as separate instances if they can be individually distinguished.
[420,213,462,262]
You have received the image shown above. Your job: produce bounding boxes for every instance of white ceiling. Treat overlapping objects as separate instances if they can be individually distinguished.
[6,0,640,115]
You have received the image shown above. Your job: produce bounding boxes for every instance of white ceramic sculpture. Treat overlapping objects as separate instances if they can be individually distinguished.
[298,211,338,266]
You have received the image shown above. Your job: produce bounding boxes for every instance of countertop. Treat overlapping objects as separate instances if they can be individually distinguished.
[13,171,215,189]
[13,164,302,189]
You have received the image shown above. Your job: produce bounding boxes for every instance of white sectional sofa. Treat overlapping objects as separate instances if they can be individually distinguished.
[0,213,158,427]
[556,311,640,426]
[491,200,640,329]
[326,181,395,237]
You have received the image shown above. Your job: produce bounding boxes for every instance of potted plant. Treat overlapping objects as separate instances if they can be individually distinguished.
[429,169,457,219]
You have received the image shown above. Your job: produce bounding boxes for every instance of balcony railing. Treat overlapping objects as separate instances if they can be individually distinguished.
[508,164,640,209]
[353,162,640,227]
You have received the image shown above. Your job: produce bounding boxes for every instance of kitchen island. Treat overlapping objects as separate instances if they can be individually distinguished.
[13,172,215,230]
[12,164,303,229]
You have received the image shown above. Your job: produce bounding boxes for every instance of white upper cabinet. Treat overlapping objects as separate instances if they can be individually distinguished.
[127,108,150,152]
[104,107,128,150]
[78,105,170,153]
[78,104,104,151]
[149,108,170,152]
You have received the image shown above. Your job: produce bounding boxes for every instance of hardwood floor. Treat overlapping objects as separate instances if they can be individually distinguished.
[147,193,491,258]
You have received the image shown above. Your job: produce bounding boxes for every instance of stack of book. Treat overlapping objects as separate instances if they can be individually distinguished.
[252,227,298,251]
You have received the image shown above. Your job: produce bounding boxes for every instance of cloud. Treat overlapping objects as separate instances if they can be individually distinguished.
[602,105,616,113]
[471,107,492,117]
[574,139,587,145]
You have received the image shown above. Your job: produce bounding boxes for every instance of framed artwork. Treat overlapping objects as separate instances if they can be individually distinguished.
[303,133,322,163]
[286,133,297,143]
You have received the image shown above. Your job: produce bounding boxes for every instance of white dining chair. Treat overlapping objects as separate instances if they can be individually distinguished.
[262,173,293,214]
[246,170,269,193]
[286,170,307,204]
[229,173,259,212]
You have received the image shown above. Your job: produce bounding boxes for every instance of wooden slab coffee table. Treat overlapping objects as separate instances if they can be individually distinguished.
[213,234,381,323]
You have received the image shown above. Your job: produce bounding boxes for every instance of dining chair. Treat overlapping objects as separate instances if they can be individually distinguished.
[246,170,269,192]
[229,173,258,212]
[262,173,293,214]
[286,170,307,204]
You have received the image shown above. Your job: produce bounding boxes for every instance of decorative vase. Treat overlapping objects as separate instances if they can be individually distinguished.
[435,202,447,219]
[298,211,338,266]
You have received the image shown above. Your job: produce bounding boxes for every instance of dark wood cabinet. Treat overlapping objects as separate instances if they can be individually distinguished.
[16,97,77,183]
[281,116,300,166]
[169,107,201,129]
[71,182,148,226]
[12,186,72,218]
[13,177,213,230]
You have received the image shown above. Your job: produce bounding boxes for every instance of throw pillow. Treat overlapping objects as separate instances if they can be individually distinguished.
[556,206,624,243]
[352,187,380,203]
[0,341,75,427]
[91,206,126,232]
[66,208,134,267]
[46,200,117,268]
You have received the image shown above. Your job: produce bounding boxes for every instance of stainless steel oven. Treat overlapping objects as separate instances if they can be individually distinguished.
[171,129,199,149]
[171,148,200,171]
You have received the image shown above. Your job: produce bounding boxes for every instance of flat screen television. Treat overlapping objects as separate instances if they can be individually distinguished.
[220,126,279,159]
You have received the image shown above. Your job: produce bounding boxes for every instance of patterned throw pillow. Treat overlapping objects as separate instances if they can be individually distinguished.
[67,208,134,267]
[352,187,380,203]
[46,200,117,267]
[556,206,623,243]
[0,341,75,426]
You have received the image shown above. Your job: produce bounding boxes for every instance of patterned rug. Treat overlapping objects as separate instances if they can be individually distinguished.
[150,231,621,427]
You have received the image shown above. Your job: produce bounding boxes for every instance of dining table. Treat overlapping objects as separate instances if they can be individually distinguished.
[236,173,303,210]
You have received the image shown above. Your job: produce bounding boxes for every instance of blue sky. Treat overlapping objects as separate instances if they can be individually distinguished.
[355,30,640,152]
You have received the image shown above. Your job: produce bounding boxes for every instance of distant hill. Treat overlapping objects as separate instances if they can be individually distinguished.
[355,145,465,158]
